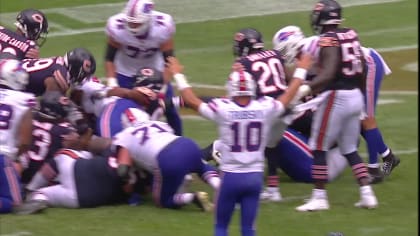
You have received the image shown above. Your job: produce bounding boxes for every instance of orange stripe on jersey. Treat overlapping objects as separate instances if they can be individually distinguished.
[318,36,339,47]
[55,149,80,159]
[53,70,69,93]
[316,91,336,150]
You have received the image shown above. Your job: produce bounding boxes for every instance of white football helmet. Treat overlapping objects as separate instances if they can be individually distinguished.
[227,71,256,98]
[272,25,305,65]
[123,0,154,35]
[0,59,29,91]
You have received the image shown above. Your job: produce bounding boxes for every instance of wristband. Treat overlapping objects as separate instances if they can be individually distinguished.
[107,77,119,88]
[173,73,191,90]
[293,68,307,81]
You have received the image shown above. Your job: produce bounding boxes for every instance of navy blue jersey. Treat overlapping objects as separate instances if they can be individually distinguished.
[22,57,70,96]
[237,49,287,98]
[74,155,126,207]
[21,118,75,184]
[0,26,37,60]
[319,28,365,90]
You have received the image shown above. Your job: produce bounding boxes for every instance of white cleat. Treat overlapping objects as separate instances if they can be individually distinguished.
[354,194,378,209]
[260,190,282,202]
[295,198,330,212]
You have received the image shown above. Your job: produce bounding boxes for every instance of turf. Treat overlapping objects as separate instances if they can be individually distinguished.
[0,0,418,235]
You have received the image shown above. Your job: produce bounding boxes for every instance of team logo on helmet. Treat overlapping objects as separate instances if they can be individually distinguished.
[234,32,245,42]
[277,31,296,41]
[140,68,154,76]
[314,3,324,11]
[83,60,92,73]
[143,3,154,13]
[32,13,44,24]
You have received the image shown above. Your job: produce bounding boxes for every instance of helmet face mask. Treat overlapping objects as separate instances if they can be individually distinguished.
[124,0,154,35]
[227,71,256,98]
[0,59,29,91]
[15,9,48,46]
[233,28,264,58]
[133,67,164,93]
[64,48,96,85]
[38,91,71,120]
[310,0,342,34]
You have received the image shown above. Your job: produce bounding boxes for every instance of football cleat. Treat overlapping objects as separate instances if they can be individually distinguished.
[382,153,400,176]
[260,188,282,202]
[13,200,48,215]
[354,194,378,209]
[367,167,384,184]
[296,198,329,212]
[193,191,213,212]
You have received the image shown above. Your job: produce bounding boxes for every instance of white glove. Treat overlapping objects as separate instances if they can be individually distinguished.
[107,77,119,88]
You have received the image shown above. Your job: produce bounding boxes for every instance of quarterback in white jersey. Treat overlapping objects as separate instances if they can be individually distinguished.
[166,56,312,236]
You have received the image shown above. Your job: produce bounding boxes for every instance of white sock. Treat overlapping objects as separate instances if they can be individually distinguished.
[367,163,380,168]
[176,193,194,204]
[267,187,279,193]
[381,148,391,158]
[31,192,49,202]
[312,188,327,199]
[208,177,221,190]
[360,185,374,195]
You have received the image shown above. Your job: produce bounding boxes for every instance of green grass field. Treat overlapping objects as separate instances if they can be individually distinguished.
[0,0,418,235]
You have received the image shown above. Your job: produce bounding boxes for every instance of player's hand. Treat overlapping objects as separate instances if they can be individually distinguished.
[295,53,313,70]
[134,86,157,101]
[231,62,244,72]
[25,48,40,59]
[166,57,184,75]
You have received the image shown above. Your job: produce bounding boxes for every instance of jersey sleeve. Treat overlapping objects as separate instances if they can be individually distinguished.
[152,11,175,42]
[198,98,223,122]
[105,14,126,44]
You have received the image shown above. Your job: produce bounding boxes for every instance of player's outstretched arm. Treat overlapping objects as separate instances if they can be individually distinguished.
[166,56,203,111]
[277,53,313,107]
[105,37,120,87]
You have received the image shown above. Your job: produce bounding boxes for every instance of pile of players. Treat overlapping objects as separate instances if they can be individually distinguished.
[1,0,401,234]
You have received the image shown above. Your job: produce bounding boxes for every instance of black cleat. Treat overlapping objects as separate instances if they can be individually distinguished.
[382,153,401,176]
[367,167,384,184]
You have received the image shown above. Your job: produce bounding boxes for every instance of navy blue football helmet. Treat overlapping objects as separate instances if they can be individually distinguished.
[133,67,164,93]
[310,0,342,34]
[15,9,49,46]
[233,28,264,57]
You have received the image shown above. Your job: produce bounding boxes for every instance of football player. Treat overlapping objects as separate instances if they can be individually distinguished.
[0,9,48,59]
[17,149,128,213]
[69,71,155,138]
[104,0,182,136]
[273,25,400,183]
[0,59,35,213]
[295,0,378,212]
[166,55,312,235]
[232,28,293,202]
[19,91,79,186]
[114,118,220,211]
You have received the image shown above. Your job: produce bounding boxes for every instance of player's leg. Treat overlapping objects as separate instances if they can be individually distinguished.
[215,172,240,236]
[163,83,183,136]
[276,129,313,183]
[261,119,288,202]
[326,147,348,181]
[239,172,263,236]
[362,49,399,179]
[0,156,23,213]
[297,91,340,211]
[338,90,377,209]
